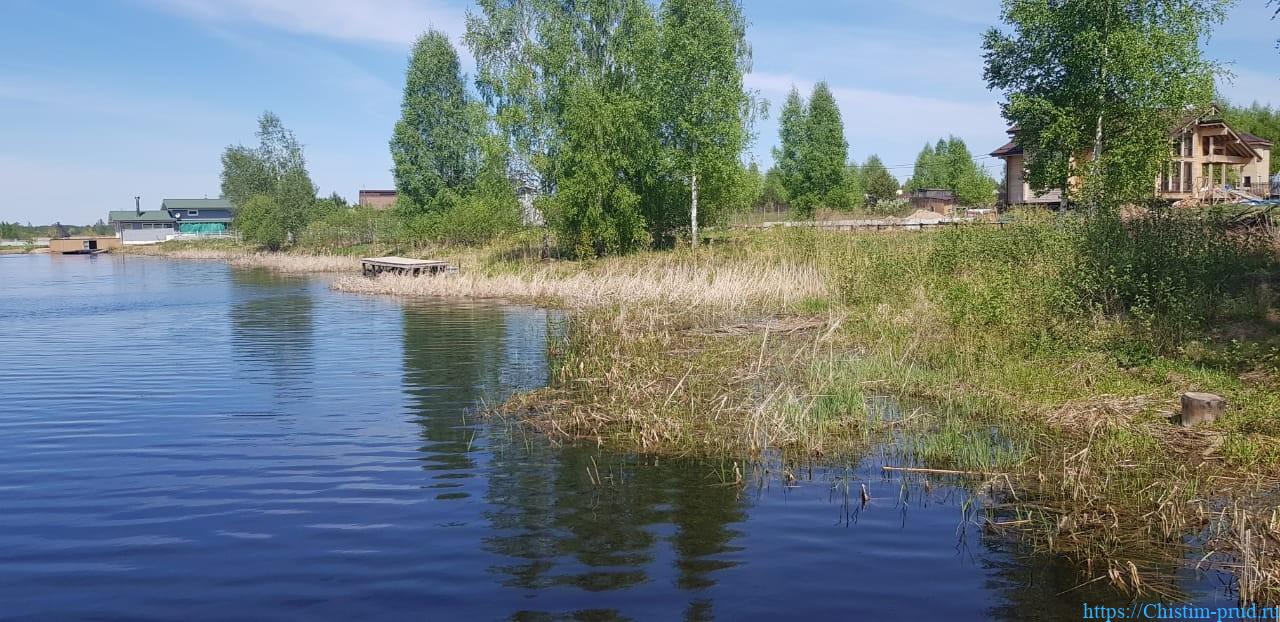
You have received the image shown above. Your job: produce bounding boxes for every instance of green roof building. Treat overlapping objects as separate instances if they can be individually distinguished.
[109,198,235,244]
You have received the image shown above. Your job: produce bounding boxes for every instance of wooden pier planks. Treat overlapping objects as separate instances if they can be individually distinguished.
[360,256,452,277]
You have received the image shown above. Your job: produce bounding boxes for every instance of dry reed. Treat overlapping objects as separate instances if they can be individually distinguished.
[331,259,827,311]
[129,246,360,272]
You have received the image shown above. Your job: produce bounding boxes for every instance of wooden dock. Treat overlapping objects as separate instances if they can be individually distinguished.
[360,256,452,277]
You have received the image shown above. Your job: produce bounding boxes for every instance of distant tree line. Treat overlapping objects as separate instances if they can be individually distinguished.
[0,220,113,240]
[1222,101,1280,176]
[902,137,999,206]
[762,83,900,215]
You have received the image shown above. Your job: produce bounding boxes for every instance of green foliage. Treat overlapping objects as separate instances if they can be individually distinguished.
[983,0,1228,206]
[656,0,753,241]
[0,221,111,239]
[796,82,848,207]
[542,84,651,257]
[833,210,1274,355]
[759,166,789,210]
[466,0,754,256]
[772,87,806,206]
[235,195,288,251]
[905,143,942,190]
[905,137,998,206]
[739,162,765,211]
[0,221,21,239]
[860,155,899,205]
[1222,101,1280,175]
[826,163,864,211]
[391,30,476,215]
[771,82,855,213]
[222,111,319,247]
[1066,209,1272,340]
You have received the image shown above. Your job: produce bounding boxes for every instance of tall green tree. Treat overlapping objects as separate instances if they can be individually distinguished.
[466,0,557,193]
[772,87,807,205]
[760,166,789,210]
[656,0,753,246]
[827,163,865,210]
[1223,101,1280,175]
[222,111,318,245]
[983,0,1228,207]
[796,81,848,209]
[469,0,663,256]
[904,142,941,191]
[861,155,899,205]
[390,30,475,215]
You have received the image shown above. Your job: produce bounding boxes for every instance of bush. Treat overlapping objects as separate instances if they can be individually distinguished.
[1067,209,1272,340]
[298,208,405,250]
[831,209,1275,357]
[236,195,288,251]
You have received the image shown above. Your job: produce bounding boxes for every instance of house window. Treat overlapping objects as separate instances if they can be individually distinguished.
[1181,132,1193,158]
[1244,176,1252,188]
[1183,162,1192,193]
[187,210,199,216]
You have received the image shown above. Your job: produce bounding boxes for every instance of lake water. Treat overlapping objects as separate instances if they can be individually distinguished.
[0,253,1237,620]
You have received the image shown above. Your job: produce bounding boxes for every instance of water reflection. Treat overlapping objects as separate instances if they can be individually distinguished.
[482,445,748,618]
[229,269,315,402]
[0,254,1238,620]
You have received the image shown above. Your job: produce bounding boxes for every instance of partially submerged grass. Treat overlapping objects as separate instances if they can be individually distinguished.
[485,219,1279,601]
[134,216,1280,600]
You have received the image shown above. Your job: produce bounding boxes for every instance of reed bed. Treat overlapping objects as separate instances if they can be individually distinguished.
[332,257,827,311]
[137,222,1280,600]
[129,245,360,272]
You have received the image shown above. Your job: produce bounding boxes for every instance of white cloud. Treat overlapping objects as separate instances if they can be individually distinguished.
[151,0,467,46]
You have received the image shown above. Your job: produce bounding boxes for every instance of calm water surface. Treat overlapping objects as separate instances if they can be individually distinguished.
[0,254,1234,620]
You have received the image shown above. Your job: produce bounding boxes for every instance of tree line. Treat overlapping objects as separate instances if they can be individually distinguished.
[219,0,1265,253]
[0,221,114,240]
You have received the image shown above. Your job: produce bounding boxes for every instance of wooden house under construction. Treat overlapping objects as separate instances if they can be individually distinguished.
[991,105,1273,207]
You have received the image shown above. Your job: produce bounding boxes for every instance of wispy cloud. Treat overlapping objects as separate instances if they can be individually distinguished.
[149,0,467,46]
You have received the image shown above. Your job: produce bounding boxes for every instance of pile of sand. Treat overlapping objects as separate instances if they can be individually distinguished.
[905,209,946,222]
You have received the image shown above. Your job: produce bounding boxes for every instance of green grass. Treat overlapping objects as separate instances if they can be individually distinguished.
[138,212,1280,597]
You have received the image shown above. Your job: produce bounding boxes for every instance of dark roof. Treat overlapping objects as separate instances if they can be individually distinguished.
[910,188,955,199]
[161,198,233,211]
[358,189,396,195]
[108,210,174,223]
[990,140,1023,157]
[1238,131,1273,147]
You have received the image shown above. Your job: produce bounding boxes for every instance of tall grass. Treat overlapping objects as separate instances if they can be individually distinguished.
[468,213,1278,599]
[333,253,826,311]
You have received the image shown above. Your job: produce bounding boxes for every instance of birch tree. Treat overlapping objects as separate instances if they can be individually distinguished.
[983,0,1228,207]
[656,0,753,247]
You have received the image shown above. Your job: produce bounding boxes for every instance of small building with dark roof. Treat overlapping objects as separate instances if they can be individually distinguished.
[907,188,956,215]
[109,198,235,244]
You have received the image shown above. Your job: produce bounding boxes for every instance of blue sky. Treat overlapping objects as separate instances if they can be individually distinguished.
[1,0,1277,224]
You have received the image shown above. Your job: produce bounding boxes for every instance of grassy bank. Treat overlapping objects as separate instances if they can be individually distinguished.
[346,213,1279,600]
[139,213,1280,598]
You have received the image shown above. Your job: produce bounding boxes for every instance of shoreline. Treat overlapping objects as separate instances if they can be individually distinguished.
[131,227,1280,600]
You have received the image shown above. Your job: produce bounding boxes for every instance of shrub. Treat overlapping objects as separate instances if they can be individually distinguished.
[1067,209,1272,340]
[235,194,288,251]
